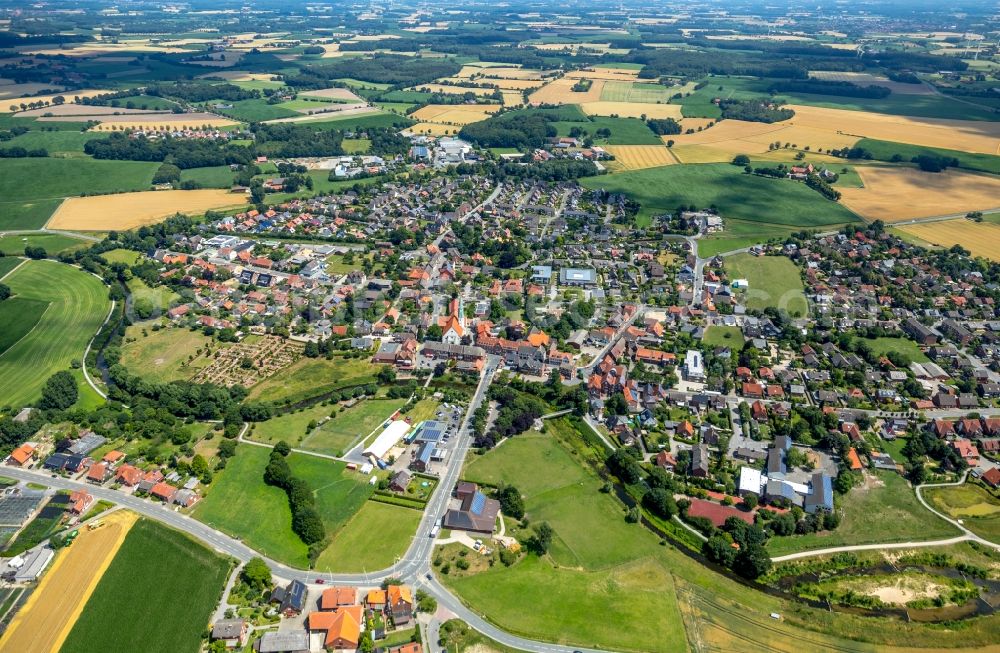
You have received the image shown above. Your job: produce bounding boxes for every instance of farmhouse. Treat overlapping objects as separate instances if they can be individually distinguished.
[211,618,249,649]
[443,482,500,534]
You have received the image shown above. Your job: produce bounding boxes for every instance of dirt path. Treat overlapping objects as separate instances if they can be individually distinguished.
[0,511,137,653]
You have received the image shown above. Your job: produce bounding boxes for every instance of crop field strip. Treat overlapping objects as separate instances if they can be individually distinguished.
[838,167,1000,222]
[47,189,249,231]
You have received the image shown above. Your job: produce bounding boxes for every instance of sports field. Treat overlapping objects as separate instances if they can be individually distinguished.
[604,145,677,170]
[896,219,1000,261]
[0,261,110,408]
[47,189,247,231]
[0,511,136,653]
[839,167,1000,222]
[726,254,809,317]
[580,163,860,228]
[61,519,231,653]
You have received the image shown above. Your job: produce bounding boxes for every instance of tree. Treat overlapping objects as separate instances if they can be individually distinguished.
[642,487,678,519]
[377,366,396,384]
[530,521,553,554]
[607,448,642,485]
[241,557,272,591]
[733,543,772,579]
[495,485,524,520]
[703,534,736,566]
[39,370,77,410]
[274,440,292,457]
[741,494,758,510]
[0,283,9,301]
[732,154,750,166]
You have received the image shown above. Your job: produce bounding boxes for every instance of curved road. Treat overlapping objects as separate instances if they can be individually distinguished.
[772,472,999,563]
[3,356,607,653]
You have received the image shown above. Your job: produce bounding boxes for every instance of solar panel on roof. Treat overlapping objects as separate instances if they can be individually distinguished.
[470,492,486,515]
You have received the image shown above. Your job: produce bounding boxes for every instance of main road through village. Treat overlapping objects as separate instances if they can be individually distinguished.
[1,355,607,653]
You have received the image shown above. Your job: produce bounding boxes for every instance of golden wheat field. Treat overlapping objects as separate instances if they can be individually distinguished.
[1,511,137,653]
[581,101,682,119]
[605,145,678,170]
[409,104,501,125]
[896,219,1000,261]
[48,189,247,231]
[665,117,861,157]
[839,167,1000,222]
[409,122,464,136]
[787,105,1000,155]
[411,83,496,96]
[85,112,239,130]
[669,144,737,163]
[529,77,606,104]
[501,91,525,107]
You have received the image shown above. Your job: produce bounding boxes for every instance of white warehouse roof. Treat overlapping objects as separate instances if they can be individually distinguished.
[363,420,411,461]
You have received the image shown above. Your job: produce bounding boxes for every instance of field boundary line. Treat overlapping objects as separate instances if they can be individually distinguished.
[0,258,26,281]
[0,302,51,364]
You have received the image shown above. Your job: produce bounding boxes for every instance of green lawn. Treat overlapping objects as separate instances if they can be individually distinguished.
[0,198,65,231]
[855,138,1000,176]
[216,98,299,122]
[0,258,20,279]
[127,278,180,313]
[0,261,110,408]
[766,471,961,556]
[316,501,421,572]
[299,398,406,456]
[61,519,231,653]
[726,253,808,317]
[0,233,91,257]
[180,165,235,188]
[445,421,687,653]
[119,325,216,384]
[601,80,674,103]
[702,325,744,348]
[581,163,860,229]
[194,444,372,567]
[248,355,378,405]
[100,248,141,265]
[5,130,97,153]
[553,116,662,145]
[0,296,48,357]
[342,138,371,154]
[862,336,930,363]
[679,75,999,121]
[924,483,1000,543]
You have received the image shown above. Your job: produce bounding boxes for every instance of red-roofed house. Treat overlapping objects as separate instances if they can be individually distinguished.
[69,489,93,515]
[150,482,177,502]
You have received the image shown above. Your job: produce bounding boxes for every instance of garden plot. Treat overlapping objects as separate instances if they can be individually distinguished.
[192,335,303,388]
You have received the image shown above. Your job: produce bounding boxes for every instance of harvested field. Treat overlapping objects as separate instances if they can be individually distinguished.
[483,79,544,90]
[0,511,136,653]
[897,220,1000,261]
[19,104,168,117]
[808,70,934,95]
[0,82,65,100]
[196,70,279,81]
[47,189,247,231]
[566,67,640,81]
[263,106,382,124]
[786,104,1000,155]
[411,83,496,97]
[670,144,740,163]
[665,118,859,157]
[581,101,682,119]
[605,145,677,170]
[83,113,238,129]
[409,104,501,126]
[839,167,1000,222]
[479,67,547,80]
[529,78,605,105]
[501,92,525,107]
[192,335,302,388]
[2,89,113,111]
[300,87,363,102]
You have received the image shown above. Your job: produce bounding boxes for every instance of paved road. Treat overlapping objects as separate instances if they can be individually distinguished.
[0,354,616,653]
